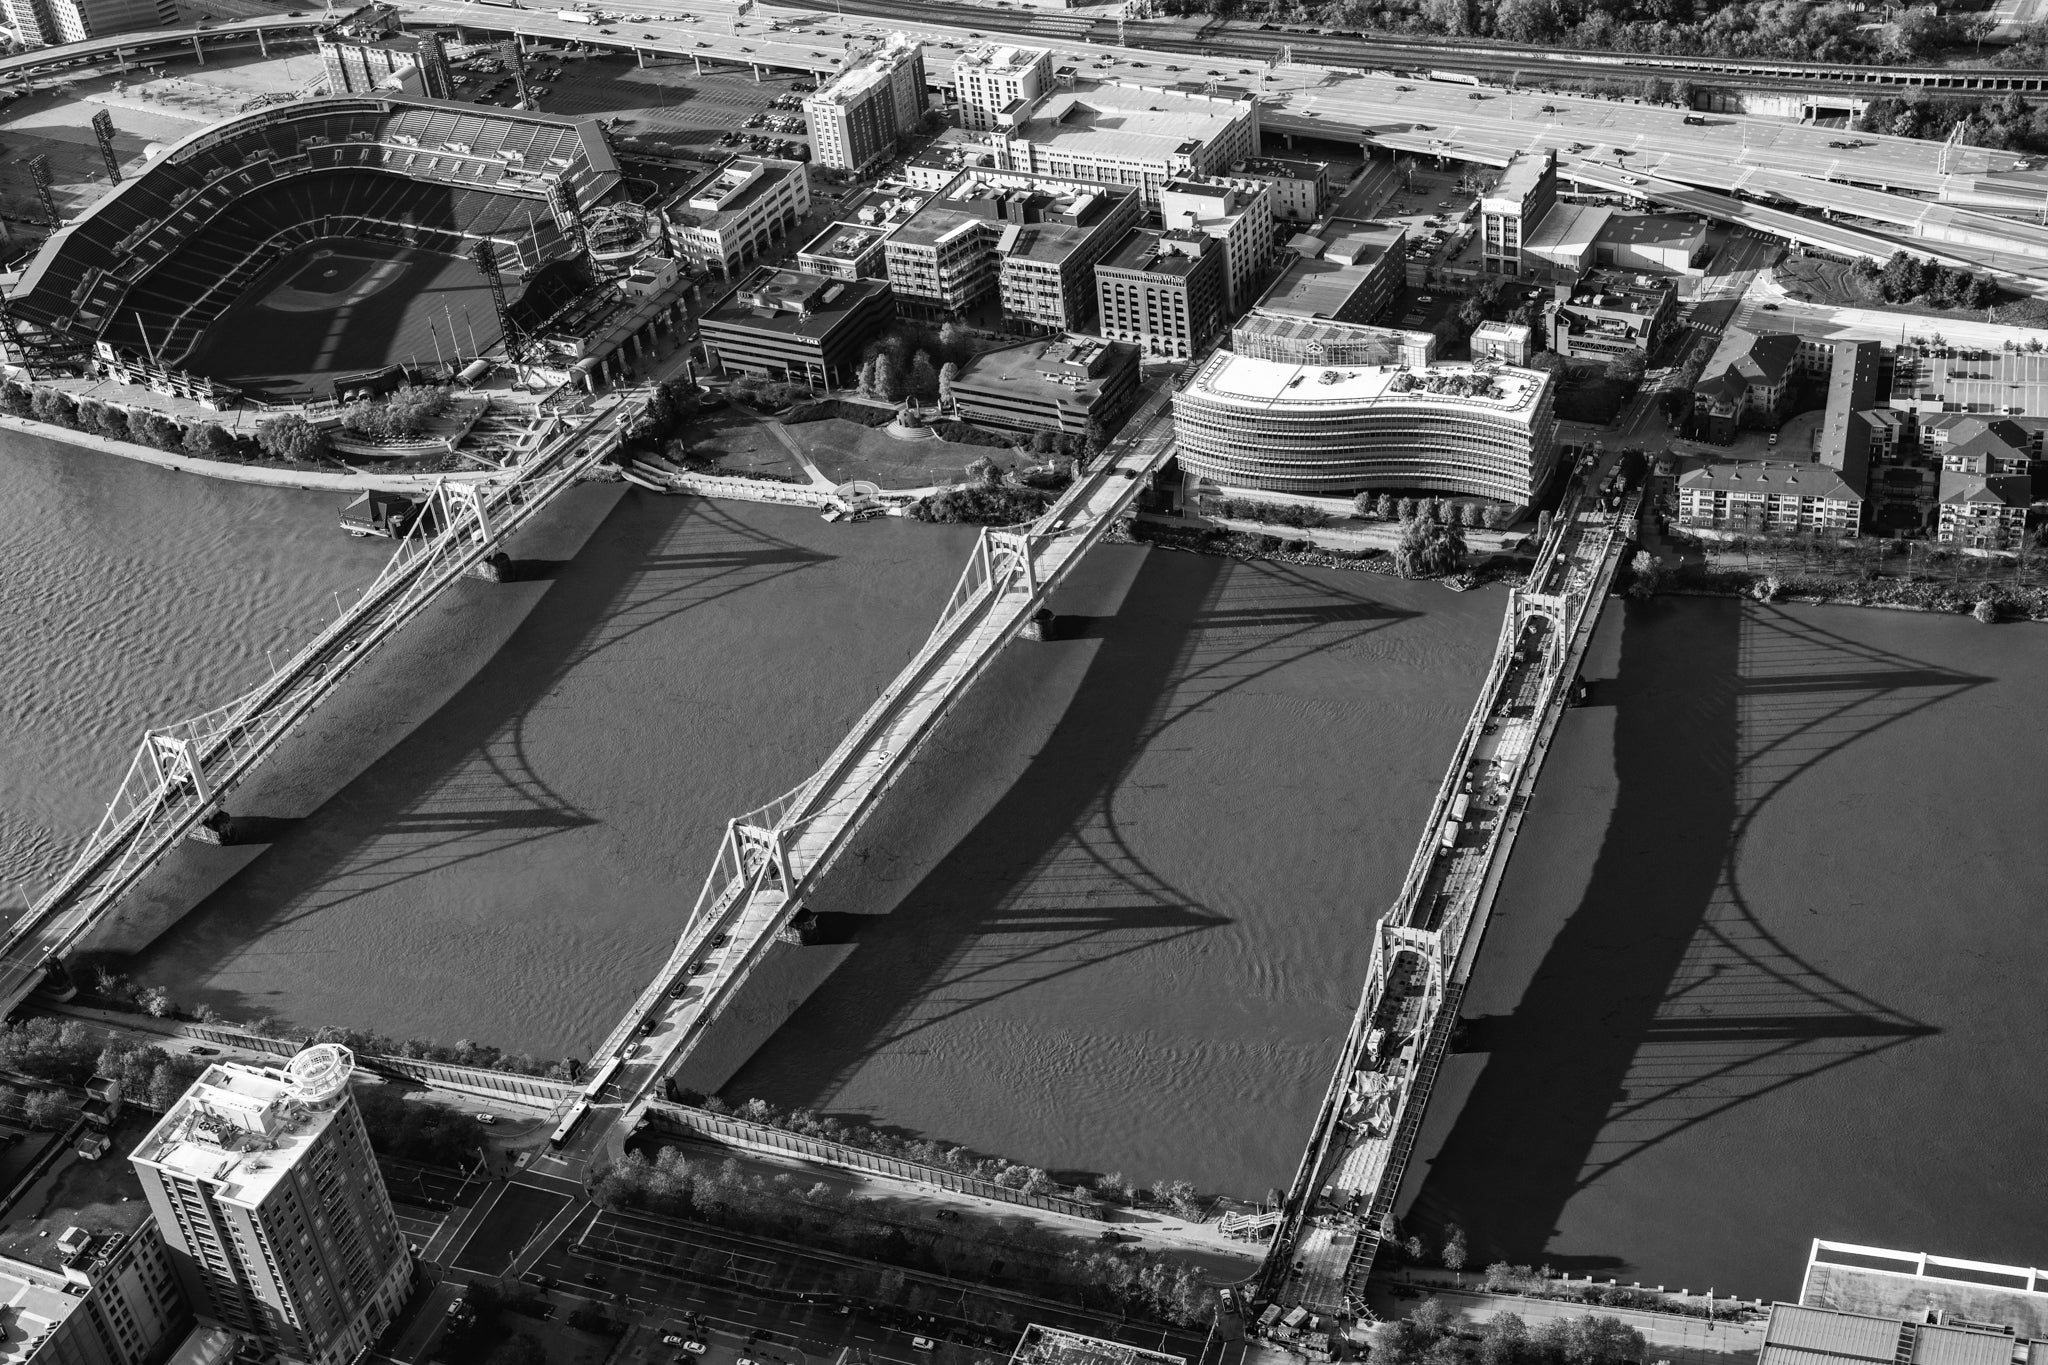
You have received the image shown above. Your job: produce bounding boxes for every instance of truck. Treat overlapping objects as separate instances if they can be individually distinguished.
[339,491,429,539]
[556,8,594,20]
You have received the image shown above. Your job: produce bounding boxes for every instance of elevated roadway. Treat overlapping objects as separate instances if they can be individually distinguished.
[538,380,1182,1175]
[0,393,640,1020]
[1263,472,1642,1317]
[0,13,323,80]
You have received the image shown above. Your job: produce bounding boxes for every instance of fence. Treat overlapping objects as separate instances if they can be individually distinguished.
[670,472,833,508]
[647,1103,1105,1220]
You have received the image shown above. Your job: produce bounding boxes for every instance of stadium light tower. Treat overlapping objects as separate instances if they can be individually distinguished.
[471,240,522,360]
[92,110,120,184]
[27,155,56,228]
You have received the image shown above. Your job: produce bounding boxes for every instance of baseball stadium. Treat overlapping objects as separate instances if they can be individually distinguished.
[0,94,622,401]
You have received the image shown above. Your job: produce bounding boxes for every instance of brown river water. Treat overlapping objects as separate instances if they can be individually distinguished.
[3,433,2041,1298]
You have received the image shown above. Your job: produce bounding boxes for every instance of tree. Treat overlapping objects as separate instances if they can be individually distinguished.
[1375,492,1396,519]
[20,1089,65,1130]
[137,985,174,1017]
[256,412,327,462]
[938,320,975,364]
[182,422,234,459]
[1394,516,1467,578]
[1354,491,1379,518]
[1399,496,1420,520]
[134,412,183,452]
[1443,1223,1469,1278]
[1628,549,1664,599]
[95,404,131,441]
[1606,348,1647,387]
[872,350,907,402]
[938,360,960,411]
[856,355,879,398]
[30,387,77,429]
[908,350,941,403]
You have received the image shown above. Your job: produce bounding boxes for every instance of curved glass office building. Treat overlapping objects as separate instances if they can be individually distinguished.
[1172,352,1558,504]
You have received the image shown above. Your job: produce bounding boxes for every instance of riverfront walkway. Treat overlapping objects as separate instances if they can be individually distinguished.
[0,393,641,1019]
[543,383,1183,1173]
[1266,470,1643,1319]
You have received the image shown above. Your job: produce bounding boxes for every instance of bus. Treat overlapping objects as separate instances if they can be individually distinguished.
[547,1100,590,1149]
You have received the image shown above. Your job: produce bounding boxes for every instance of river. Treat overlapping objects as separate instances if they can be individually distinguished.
[3,436,2042,1298]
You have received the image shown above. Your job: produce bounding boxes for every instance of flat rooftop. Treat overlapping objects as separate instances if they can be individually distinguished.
[130,1062,342,1207]
[1595,211,1706,252]
[702,268,889,341]
[955,43,1049,76]
[1560,269,1673,314]
[1005,81,1251,166]
[1184,351,1548,422]
[1526,203,1611,257]
[799,221,889,262]
[808,39,920,106]
[1254,255,1388,320]
[1235,155,1328,181]
[0,1257,88,1364]
[1801,1240,2048,1339]
[956,334,1135,403]
[1100,227,1209,278]
[1013,1325,1187,1365]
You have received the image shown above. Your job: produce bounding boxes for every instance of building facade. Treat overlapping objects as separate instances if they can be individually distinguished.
[1094,227,1225,359]
[976,82,1260,206]
[45,0,172,42]
[664,156,811,278]
[1228,156,1329,225]
[804,37,927,173]
[697,269,893,389]
[132,1049,412,1365]
[1676,460,1865,537]
[1158,179,1274,316]
[0,1226,189,1365]
[1173,352,1558,503]
[1937,470,2029,549]
[1230,313,1437,368]
[952,44,1053,132]
[1480,150,1557,277]
[1549,268,1675,363]
[883,169,1139,331]
[317,5,452,100]
[948,334,1141,436]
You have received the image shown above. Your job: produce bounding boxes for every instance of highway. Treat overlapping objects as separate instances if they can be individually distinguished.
[389,0,2048,282]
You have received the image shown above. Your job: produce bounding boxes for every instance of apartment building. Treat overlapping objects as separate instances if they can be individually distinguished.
[132,1049,412,1365]
[976,80,1260,205]
[0,1226,189,1365]
[804,37,927,173]
[1480,150,1558,277]
[1937,470,2031,548]
[1676,461,1866,538]
[47,0,170,42]
[1158,179,1274,315]
[1094,227,1225,359]
[663,156,812,279]
[797,222,894,280]
[953,43,1054,132]
[883,169,1140,331]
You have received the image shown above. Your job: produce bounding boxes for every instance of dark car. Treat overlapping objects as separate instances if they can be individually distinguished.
[581,1272,606,1288]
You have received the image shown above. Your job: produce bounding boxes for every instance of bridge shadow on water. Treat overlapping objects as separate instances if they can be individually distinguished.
[132,496,834,1014]
[725,548,1424,1162]
[1408,597,1985,1274]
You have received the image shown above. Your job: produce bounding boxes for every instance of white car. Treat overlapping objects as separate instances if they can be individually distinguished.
[474,1113,497,1125]
[912,1340,937,1353]
[1620,173,1642,185]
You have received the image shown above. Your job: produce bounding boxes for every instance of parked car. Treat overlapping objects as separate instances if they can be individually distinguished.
[912,1339,936,1353]
[474,1113,497,1125]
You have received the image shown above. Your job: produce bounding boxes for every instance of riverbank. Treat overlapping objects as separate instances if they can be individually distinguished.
[0,413,492,492]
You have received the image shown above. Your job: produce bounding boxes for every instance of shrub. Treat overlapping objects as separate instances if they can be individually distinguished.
[0,380,32,416]
[340,385,450,440]
[1209,496,1333,529]
[182,422,235,460]
[1974,597,2000,623]
[30,387,77,429]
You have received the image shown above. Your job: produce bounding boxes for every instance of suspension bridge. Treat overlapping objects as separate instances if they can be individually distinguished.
[1261,470,1643,1318]
[0,392,641,1017]
[544,384,1183,1167]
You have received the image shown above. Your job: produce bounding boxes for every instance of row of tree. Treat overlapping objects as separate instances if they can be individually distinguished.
[595,1147,1216,1326]
[1355,494,1516,530]
[1172,0,1971,67]
[1372,1300,1648,1365]
[0,379,346,467]
[1857,90,2048,156]
[1867,252,2000,310]
[337,385,452,441]
[0,1017,206,1116]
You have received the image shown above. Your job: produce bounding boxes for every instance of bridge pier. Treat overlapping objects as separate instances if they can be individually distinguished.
[190,34,203,64]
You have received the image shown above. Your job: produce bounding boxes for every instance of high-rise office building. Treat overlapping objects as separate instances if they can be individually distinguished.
[803,36,927,173]
[131,1047,412,1365]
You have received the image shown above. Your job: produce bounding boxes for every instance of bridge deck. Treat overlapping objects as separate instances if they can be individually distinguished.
[1268,475,1641,1315]
[553,385,1183,1163]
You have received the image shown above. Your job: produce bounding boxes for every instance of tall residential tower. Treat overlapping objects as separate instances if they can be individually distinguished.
[131,1047,412,1365]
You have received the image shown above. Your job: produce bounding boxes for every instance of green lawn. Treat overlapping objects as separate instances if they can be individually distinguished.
[790,418,1034,491]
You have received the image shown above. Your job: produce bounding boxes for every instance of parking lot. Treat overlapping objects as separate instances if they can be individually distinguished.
[447,49,813,162]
